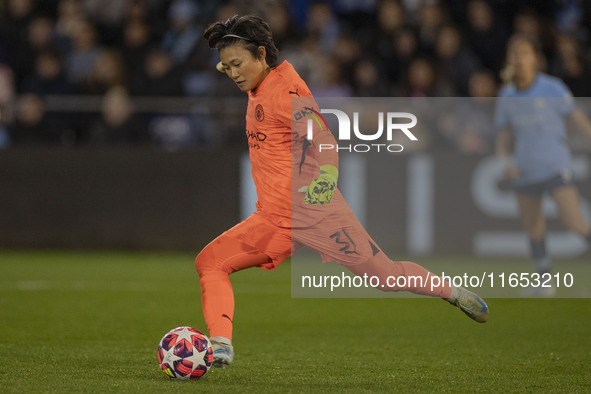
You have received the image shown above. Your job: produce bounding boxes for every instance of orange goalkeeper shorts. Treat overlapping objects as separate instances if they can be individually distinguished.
[226,200,379,270]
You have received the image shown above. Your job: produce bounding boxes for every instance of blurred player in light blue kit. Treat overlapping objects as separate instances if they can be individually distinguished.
[495,35,591,295]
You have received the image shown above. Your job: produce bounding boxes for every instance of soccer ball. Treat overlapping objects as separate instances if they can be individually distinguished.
[157,326,213,380]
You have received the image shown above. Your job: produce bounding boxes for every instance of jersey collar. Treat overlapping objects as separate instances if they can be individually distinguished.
[249,60,289,96]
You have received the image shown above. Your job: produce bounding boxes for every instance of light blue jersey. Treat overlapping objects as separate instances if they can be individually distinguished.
[495,73,575,185]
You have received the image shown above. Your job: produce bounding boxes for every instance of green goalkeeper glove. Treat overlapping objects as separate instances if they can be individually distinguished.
[298,165,339,205]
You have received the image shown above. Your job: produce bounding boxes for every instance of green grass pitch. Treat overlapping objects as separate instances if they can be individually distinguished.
[1,250,589,393]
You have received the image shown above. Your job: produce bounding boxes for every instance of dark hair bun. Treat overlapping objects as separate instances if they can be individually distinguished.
[203,15,279,67]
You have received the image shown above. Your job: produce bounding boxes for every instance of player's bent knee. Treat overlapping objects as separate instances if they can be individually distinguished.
[527,227,546,240]
[568,221,588,236]
[195,240,240,276]
[194,251,207,275]
[195,246,220,275]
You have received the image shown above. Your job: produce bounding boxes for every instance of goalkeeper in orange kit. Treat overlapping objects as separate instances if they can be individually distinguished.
[195,14,489,368]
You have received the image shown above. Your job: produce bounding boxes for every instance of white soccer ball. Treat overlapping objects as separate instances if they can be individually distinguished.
[157,326,213,380]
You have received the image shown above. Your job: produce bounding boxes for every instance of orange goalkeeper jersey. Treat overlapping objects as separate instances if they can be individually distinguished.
[245,60,342,228]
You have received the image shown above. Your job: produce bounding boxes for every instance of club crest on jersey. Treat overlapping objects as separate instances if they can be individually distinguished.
[255,104,264,122]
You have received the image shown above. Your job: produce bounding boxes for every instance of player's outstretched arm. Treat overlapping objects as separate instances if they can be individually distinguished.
[297,119,340,205]
[298,164,339,205]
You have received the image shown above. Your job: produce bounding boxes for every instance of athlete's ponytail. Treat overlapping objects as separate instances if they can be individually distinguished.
[203,15,279,67]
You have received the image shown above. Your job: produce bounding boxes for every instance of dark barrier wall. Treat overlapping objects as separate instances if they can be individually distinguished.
[1,148,590,256]
[358,152,591,257]
[0,148,242,251]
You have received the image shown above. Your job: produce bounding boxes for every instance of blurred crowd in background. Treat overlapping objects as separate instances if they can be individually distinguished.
[1,0,591,152]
